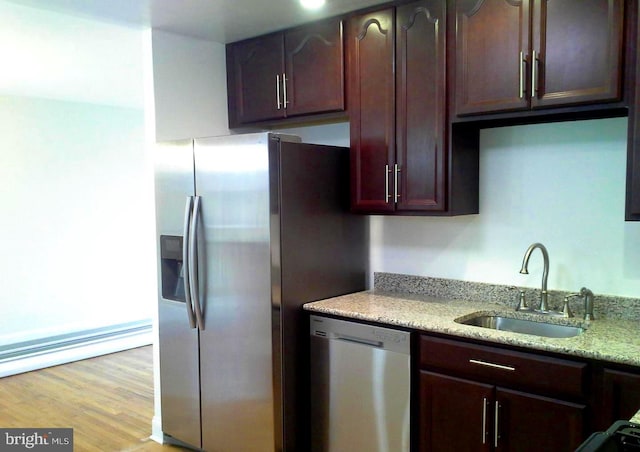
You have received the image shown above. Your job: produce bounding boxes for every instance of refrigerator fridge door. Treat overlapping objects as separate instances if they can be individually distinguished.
[271,139,368,451]
[194,133,277,452]
[154,140,202,448]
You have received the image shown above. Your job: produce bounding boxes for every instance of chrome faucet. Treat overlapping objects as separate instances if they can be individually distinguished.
[519,243,550,311]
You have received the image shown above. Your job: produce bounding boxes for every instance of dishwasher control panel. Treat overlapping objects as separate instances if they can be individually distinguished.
[310,315,410,354]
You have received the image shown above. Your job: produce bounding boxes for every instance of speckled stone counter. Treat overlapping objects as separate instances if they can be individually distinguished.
[304,273,640,367]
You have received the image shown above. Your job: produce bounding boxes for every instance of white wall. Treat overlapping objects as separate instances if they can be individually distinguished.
[151,30,229,141]
[0,1,144,108]
[0,3,155,354]
[279,122,350,147]
[0,95,154,345]
[282,118,640,299]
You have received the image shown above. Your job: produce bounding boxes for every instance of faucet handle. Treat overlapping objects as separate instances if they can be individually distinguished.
[515,289,532,312]
[561,293,581,318]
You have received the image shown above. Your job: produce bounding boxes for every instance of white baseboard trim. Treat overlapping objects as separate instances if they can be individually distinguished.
[0,320,153,377]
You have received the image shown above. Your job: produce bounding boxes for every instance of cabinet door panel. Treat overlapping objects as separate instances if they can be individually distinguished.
[396,0,446,211]
[285,18,344,117]
[420,371,493,452]
[495,387,586,452]
[455,0,531,115]
[228,34,285,124]
[348,9,396,212]
[600,369,640,429]
[532,0,624,108]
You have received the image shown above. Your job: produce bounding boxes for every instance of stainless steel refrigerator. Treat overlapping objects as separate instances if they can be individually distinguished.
[154,132,366,452]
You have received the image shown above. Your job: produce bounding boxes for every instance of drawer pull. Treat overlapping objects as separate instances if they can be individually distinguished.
[469,359,515,372]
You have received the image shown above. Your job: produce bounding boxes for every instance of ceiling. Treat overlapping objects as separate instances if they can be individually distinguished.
[0,0,388,108]
[4,0,388,43]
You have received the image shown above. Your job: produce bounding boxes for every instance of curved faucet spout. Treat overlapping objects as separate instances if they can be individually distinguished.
[581,287,595,321]
[519,242,550,311]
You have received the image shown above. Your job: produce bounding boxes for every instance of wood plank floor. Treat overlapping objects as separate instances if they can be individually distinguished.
[0,346,188,451]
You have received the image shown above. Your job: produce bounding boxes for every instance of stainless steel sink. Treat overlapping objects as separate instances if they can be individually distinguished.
[456,314,584,338]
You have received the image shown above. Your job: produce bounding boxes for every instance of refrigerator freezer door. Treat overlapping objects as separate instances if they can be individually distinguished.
[194,134,275,452]
[154,140,202,448]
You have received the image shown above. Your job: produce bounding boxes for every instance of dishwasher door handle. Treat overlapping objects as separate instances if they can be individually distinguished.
[334,334,383,348]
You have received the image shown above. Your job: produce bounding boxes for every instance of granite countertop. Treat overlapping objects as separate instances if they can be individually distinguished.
[304,274,640,368]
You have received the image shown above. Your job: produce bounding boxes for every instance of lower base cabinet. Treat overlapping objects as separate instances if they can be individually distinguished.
[599,368,640,429]
[420,371,493,451]
[494,387,585,451]
[420,371,586,452]
[418,335,588,451]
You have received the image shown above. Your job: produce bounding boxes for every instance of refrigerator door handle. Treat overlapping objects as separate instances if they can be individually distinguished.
[189,195,205,330]
[182,196,197,329]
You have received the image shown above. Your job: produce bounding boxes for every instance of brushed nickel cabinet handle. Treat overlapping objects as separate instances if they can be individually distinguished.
[385,164,390,203]
[394,164,400,203]
[531,50,538,98]
[282,73,289,108]
[482,397,488,445]
[494,401,500,448]
[469,359,515,371]
[519,51,525,99]
[276,74,282,110]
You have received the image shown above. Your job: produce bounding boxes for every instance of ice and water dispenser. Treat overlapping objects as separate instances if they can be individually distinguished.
[160,235,186,302]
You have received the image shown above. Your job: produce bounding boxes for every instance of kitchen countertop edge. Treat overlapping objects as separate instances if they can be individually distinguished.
[304,290,640,368]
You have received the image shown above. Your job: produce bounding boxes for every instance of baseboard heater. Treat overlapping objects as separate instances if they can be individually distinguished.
[0,320,153,377]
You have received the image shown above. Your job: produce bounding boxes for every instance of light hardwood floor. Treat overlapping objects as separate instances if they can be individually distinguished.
[0,346,188,451]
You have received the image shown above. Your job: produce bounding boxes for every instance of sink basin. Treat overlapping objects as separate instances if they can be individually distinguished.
[456,314,584,338]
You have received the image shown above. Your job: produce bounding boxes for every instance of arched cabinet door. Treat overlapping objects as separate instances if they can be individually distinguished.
[227,33,286,124]
[347,8,396,213]
[285,18,344,117]
[396,0,446,212]
[455,0,531,116]
[226,17,345,126]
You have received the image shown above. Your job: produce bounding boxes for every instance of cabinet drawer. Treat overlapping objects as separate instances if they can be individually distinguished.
[419,335,587,399]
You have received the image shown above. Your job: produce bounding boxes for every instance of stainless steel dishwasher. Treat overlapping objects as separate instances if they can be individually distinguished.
[309,315,411,452]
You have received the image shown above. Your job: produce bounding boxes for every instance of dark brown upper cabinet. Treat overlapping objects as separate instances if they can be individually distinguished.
[454,0,624,116]
[227,33,284,125]
[226,18,344,127]
[349,1,463,215]
[626,1,640,221]
[348,8,396,213]
[396,0,447,212]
